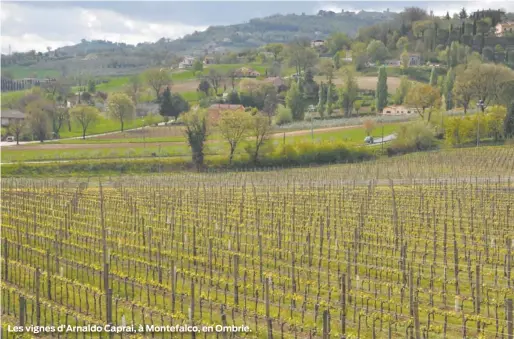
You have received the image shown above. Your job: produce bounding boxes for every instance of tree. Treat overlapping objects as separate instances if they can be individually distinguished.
[217,109,252,164]
[319,59,335,82]
[205,69,223,95]
[400,50,410,71]
[351,42,368,71]
[248,113,272,164]
[317,82,326,115]
[192,59,203,75]
[106,92,136,132]
[339,68,359,117]
[459,7,467,19]
[286,40,318,76]
[197,80,211,97]
[505,101,514,138]
[396,37,409,52]
[482,46,495,62]
[327,32,350,55]
[127,75,142,104]
[444,68,456,110]
[225,69,238,90]
[363,119,375,136]
[453,75,474,114]
[325,84,333,116]
[354,100,362,115]
[367,40,389,63]
[376,66,388,113]
[8,119,26,145]
[168,93,189,119]
[25,99,52,142]
[393,76,411,105]
[262,86,278,122]
[48,107,69,138]
[429,66,437,86]
[264,43,284,61]
[405,83,441,121]
[70,105,100,139]
[87,80,96,93]
[183,107,209,170]
[286,82,305,121]
[144,68,172,100]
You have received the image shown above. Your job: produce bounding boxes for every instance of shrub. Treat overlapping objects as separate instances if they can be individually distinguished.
[274,105,293,125]
[387,121,438,155]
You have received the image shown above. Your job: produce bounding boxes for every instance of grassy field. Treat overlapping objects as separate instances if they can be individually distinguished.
[1,123,400,162]
[1,145,513,339]
[2,65,61,78]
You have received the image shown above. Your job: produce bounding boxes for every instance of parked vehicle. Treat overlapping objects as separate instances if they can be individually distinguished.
[364,136,374,144]
[6,136,14,142]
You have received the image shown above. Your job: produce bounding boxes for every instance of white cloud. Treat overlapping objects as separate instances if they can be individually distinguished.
[0,3,208,54]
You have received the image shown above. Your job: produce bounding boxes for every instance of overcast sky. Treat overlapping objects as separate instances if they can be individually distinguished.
[1,1,513,54]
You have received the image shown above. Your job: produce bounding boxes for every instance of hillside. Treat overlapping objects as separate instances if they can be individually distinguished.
[1,10,398,78]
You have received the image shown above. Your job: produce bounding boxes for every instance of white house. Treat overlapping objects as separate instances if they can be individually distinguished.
[382,105,415,115]
[311,39,325,48]
[179,56,195,69]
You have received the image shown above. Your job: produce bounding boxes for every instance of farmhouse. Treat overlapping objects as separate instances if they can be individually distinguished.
[1,109,25,127]
[311,40,325,48]
[495,22,514,37]
[382,105,414,115]
[179,56,195,69]
[207,104,245,122]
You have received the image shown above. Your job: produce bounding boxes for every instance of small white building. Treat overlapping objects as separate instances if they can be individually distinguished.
[311,39,325,48]
[178,56,195,69]
[382,105,414,115]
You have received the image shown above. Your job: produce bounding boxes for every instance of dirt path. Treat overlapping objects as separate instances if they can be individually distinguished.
[5,124,363,151]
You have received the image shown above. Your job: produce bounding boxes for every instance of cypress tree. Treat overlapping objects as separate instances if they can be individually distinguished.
[376,66,388,113]
[325,84,333,116]
[159,86,174,116]
[444,68,455,111]
[505,101,514,139]
[317,82,326,116]
[429,66,437,86]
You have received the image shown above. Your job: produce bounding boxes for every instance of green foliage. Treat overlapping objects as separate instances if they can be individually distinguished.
[366,40,389,63]
[286,82,305,121]
[429,66,437,86]
[375,66,388,113]
[392,76,411,105]
[387,121,438,155]
[444,68,455,110]
[339,68,359,117]
[317,82,326,115]
[106,92,136,131]
[505,101,514,138]
[273,104,293,125]
[182,107,209,170]
[159,87,189,119]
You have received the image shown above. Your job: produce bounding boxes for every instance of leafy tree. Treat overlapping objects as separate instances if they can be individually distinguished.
[505,101,514,138]
[226,91,240,105]
[453,74,474,114]
[351,41,368,71]
[197,80,211,97]
[327,32,350,55]
[396,37,410,52]
[400,50,410,71]
[106,92,136,131]
[354,100,362,115]
[376,66,388,113]
[262,86,279,122]
[405,83,441,121]
[183,107,209,170]
[87,80,96,93]
[205,69,223,95]
[459,8,467,19]
[366,40,389,63]
[363,119,375,136]
[127,74,142,104]
[339,68,359,117]
[274,104,293,125]
[247,113,273,164]
[264,43,284,61]
[192,59,204,75]
[8,119,26,145]
[26,99,52,142]
[286,82,305,121]
[144,68,172,100]
[286,39,318,76]
[48,107,69,138]
[333,52,341,70]
[482,46,494,62]
[217,109,252,164]
[70,105,100,139]
[319,59,335,83]
[393,76,411,105]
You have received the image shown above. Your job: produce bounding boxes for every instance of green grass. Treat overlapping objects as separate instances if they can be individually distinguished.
[2,66,60,79]
[1,90,29,108]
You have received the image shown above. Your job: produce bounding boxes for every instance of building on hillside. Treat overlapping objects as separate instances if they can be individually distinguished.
[495,22,514,37]
[311,39,325,48]
[1,109,25,127]
[179,56,195,69]
[203,56,215,65]
[409,54,422,66]
[263,77,287,92]
[382,105,415,116]
[207,104,245,122]
[234,67,260,78]
[384,59,401,66]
